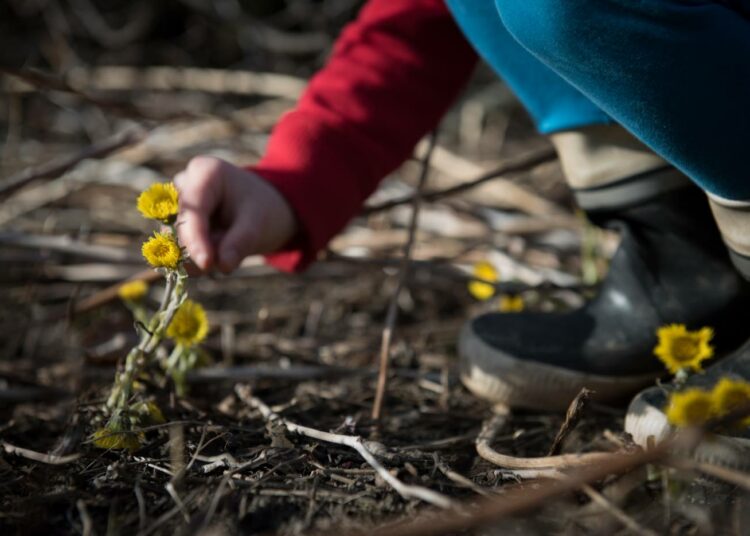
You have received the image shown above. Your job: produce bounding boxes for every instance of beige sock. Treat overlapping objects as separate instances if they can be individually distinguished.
[550,124,689,211]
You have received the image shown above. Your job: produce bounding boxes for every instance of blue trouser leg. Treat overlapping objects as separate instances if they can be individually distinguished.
[445,0,611,134]
[494,0,750,200]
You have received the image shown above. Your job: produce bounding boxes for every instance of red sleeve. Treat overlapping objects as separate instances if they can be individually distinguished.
[249,0,477,272]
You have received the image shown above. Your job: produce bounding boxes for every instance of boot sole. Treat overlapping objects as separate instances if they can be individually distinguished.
[625,387,750,469]
[459,322,660,411]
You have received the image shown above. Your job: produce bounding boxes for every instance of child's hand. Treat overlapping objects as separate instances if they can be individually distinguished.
[174,156,297,274]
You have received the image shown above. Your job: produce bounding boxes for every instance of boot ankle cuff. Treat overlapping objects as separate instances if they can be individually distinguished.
[708,195,750,279]
[573,166,690,213]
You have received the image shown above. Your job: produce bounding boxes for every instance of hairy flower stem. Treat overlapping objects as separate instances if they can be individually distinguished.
[105,269,186,413]
[165,344,184,375]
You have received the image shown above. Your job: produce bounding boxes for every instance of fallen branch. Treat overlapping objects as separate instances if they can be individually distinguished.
[362,147,556,216]
[580,483,658,536]
[0,128,146,196]
[476,412,614,479]
[0,232,142,263]
[4,65,306,101]
[352,436,684,536]
[2,441,81,465]
[187,364,357,383]
[71,269,160,315]
[0,67,182,120]
[235,385,455,509]
[668,458,750,491]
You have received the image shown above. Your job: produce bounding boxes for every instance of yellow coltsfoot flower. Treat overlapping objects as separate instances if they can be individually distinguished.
[117,279,149,302]
[665,388,715,427]
[167,299,209,347]
[653,324,714,374]
[499,295,524,312]
[468,261,498,301]
[137,182,179,224]
[711,377,750,427]
[142,232,182,270]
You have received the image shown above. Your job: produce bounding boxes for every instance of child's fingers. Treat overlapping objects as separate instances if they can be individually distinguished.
[175,156,225,271]
[217,212,257,273]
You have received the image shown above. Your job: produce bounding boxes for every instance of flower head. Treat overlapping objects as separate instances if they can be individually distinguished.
[118,280,148,302]
[468,261,498,301]
[654,324,714,374]
[167,299,208,347]
[499,295,524,312]
[711,377,750,427]
[137,182,179,224]
[665,388,715,427]
[142,232,181,270]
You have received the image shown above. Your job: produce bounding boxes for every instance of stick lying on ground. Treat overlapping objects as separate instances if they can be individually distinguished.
[475,412,614,479]
[372,132,436,421]
[0,128,146,196]
[2,441,81,465]
[234,384,456,509]
[336,434,684,536]
[351,402,750,536]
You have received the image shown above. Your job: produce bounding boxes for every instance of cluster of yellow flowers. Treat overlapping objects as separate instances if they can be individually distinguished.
[468,261,525,312]
[95,182,209,451]
[134,182,208,351]
[653,323,750,431]
[666,378,750,428]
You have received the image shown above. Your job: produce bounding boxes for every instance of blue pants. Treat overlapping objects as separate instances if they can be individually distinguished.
[445,0,750,200]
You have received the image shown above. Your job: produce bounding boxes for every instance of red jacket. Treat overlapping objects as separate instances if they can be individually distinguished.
[251,0,477,272]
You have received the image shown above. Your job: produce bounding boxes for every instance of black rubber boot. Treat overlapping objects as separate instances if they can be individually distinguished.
[459,175,750,410]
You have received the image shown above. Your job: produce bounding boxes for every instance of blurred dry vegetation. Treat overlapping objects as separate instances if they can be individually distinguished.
[1,1,748,535]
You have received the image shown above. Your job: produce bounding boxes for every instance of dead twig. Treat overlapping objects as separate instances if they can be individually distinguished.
[5,65,307,101]
[165,482,190,523]
[187,364,357,383]
[65,269,161,320]
[0,128,146,197]
[580,483,658,536]
[434,457,492,497]
[235,385,455,509]
[668,458,750,491]
[476,412,614,479]
[548,387,592,456]
[76,500,93,536]
[372,132,437,421]
[0,232,142,263]
[350,434,688,536]
[362,146,556,216]
[2,441,81,465]
[0,67,188,120]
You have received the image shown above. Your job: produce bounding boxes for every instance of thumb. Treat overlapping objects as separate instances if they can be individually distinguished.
[217,212,257,273]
